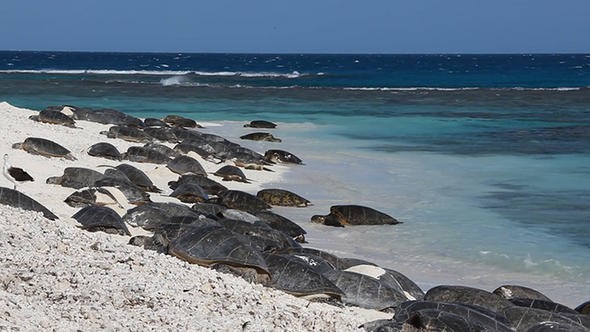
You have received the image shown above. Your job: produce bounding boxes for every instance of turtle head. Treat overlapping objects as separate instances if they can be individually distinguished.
[46,176,63,185]
[11,142,23,150]
[310,215,325,224]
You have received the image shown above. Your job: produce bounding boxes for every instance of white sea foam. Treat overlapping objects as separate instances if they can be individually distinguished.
[0,69,310,79]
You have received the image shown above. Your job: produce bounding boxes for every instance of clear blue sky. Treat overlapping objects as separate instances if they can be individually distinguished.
[3,0,589,53]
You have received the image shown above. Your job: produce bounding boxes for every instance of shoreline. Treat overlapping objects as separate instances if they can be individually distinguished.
[0,101,389,330]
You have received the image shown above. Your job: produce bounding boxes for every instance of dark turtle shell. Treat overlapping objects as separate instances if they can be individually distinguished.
[316,205,401,226]
[253,210,307,242]
[94,177,150,205]
[114,164,161,193]
[14,137,75,160]
[72,205,130,236]
[492,285,553,302]
[263,253,343,298]
[87,142,122,160]
[170,183,208,203]
[30,109,76,127]
[167,155,207,176]
[104,125,152,143]
[0,187,58,220]
[144,142,181,158]
[46,167,105,189]
[243,120,277,129]
[213,190,271,213]
[123,201,200,229]
[424,285,514,313]
[122,146,171,164]
[143,127,179,143]
[256,188,310,207]
[144,118,169,127]
[322,270,408,310]
[162,115,199,128]
[240,132,281,142]
[217,218,300,252]
[169,174,227,196]
[263,149,303,165]
[168,225,269,275]
[64,188,118,208]
[71,108,144,127]
[213,165,248,183]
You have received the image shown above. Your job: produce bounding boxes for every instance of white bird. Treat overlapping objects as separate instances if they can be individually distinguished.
[3,154,34,189]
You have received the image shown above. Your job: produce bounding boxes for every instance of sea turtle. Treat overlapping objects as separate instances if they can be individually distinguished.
[101,125,152,143]
[94,177,150,205]
[111,164,161,193]
[46,167,105,189]
[0,187,58,220]
[162,115,199,128]
[311,205,401,227]
[493,285,553,302]
[168,224,270,278]
[71,107,144,127]
[211,190,271,213]
[143,142,181,159]
[144,118,169,127]
[122,201,201,229]
[169,174,227,196]
[121,146,171,164]
[244,120,277,129]
[576,300,590,314]
[424,285,514,313]
[253,210,307,243]
[169,183,208,203]
[217,218,300,252]
[262,253,343,299]
[87,142,122,160]
[29,109,76,127]
[192,202,228,218]
[389,300,513,330]
[502,306,590,331]
[13,137,76,161]
[64,188,120,208]
[166,155,207,176]
[509,298,579,315]
[344,265,424,301]
[256,188,311,207]
[321,269,408,310]
[213,165,249,183]
[240,132,282,142]
[263,149,303,164]
[72,205,130,236]
[143,127,180,143]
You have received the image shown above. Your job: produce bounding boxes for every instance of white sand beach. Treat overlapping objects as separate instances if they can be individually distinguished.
[0,102,389,330]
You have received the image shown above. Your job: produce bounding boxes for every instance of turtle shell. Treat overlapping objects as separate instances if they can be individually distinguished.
[72,205,130,236]
[88,142,122,160]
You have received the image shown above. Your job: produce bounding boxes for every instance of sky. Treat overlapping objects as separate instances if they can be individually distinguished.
[2,0,590,53]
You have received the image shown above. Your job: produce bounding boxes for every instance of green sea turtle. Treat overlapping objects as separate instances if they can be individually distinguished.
[262,253,343,299]
[424,285,514,313]
[144,142,181,159]
[168,225,270,278]
[169,174,227,196]
[122,146,171,164]
[13,137,76,161]
[71,107,144,127]
[244,120,277,129]
[263,149,303,164]
[0,187,58,220]
[211,190,271,213]
[87,142,122,161]
[321,269,408,310]
[94,176,151,205]
[29,109,76,127]
[170,183,208,203]
[144,118,169,127]
[240,132,282,142]
[503,306,590,331]
[256,188,311,207]
[162,115,200,128]
[217,218,300,252]
[46,167,105,189]
[576,300,590,314]
[101,125,152,143]
[64,188,120,208]
[253,210,307,243]
[143,127,180,143]
[311,205,401,227]
[509,298,579,315]
[167,155,207,176]
[344,264,424,301]
[123,201,201,229]
[493,285,553,302]
[72,205,130,236]
[213,165,249,183]
[111,164,161,193]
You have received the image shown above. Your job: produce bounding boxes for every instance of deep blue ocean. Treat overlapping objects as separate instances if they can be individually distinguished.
[1,51,589,304]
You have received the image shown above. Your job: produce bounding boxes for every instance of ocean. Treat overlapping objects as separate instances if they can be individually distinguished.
[1,51,589,305]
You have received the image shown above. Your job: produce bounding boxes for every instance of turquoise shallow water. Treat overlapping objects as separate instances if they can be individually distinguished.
[1,51,589,305]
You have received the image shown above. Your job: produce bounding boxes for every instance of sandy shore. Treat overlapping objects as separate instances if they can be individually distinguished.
[0,102,389,330]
